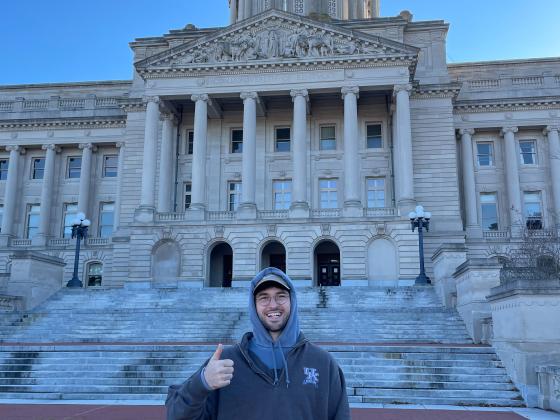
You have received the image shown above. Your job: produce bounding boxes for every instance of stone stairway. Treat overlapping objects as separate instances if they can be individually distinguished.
[0,286,525,406]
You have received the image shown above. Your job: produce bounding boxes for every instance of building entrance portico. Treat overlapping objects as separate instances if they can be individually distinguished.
[315,240,341,286]
[209,242,233,287]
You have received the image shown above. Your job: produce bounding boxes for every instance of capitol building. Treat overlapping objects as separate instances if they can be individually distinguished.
[0,0,559,291]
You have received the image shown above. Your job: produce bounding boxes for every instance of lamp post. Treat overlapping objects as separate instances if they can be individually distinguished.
[409,205,431,285]
[66,212,91,288]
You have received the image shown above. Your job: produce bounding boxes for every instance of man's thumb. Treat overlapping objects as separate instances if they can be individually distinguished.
[211,344,223,361]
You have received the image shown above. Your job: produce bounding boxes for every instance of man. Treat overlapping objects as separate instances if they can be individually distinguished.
[166,267,351,420]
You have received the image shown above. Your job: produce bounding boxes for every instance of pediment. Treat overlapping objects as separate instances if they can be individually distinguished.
[135,9,419,78]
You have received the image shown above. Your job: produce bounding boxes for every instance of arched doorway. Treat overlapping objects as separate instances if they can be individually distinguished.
[209,242,233,287]
[260,241,286,272]
[86,261,103,287]
[314,240,341,286]
[152,241,180,285]
[367,238,398,283]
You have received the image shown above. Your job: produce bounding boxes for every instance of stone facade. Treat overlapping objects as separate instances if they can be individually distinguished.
[0,3,558,293]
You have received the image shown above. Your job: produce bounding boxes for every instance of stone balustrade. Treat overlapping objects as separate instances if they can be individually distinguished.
[0,96,123,113]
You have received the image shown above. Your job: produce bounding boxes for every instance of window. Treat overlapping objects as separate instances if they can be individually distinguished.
[87,262,103,287]
[275,127,291,152]
[519,140,537,165]
[184,182,192,210]
[32,158,45,180]
[273,180,292,210]
[26,204,41,239]
[476,142,494,167]
[186,130,194,155]
[67,157,82,178]
[0,159,9,180]
[0,204,3,232]
[366,178,385,208]
[228,182,242,211]
[319,179,338,209]
[103,155,118,177]
[320,126,336,151]
[231,129,243,153]
[63,203,78,238]
[99,202,114,238]
[366,124,382,149]
[524,191,543,229]
[480,193,499,231]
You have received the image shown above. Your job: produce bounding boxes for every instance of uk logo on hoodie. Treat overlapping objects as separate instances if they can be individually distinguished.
[303,367,319,387]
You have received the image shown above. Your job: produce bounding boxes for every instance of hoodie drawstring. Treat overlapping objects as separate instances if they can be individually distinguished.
[271,342,279,385]
[279,344,290,388]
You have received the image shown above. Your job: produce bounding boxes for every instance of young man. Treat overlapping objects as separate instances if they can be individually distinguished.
[166,267,351,420]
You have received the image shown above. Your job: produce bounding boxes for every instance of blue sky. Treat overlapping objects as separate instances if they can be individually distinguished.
[1,0,558,85]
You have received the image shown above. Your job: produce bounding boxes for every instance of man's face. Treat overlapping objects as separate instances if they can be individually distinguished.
[255,286,291,339]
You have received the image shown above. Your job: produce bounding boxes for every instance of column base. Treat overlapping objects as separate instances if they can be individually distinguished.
[134,206,155,223]
[289,202,310,219]
[237,203,257,220]
[343,200,362,218]
[31,234,51,247]
[0,234,14,248]
[187,205,206,221]
[466,225,484,239]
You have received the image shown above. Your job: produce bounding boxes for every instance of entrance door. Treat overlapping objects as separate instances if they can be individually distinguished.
[318,254,340,286]
[222,254,233,287]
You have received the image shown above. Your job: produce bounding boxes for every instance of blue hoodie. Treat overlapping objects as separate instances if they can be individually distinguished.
[248,267,300,386]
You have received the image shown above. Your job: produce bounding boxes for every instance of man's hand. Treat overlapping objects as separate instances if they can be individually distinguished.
[203,344,235,390]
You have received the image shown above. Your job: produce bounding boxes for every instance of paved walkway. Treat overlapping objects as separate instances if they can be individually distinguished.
[1,403,559,420]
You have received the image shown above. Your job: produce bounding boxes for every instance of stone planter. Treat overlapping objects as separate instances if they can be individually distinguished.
[431,244,466,308]
[537,365,560,412]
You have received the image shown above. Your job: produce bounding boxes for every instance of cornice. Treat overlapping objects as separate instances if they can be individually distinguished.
[454,97,560,113]
[118,98,146,112]
[412,83,461,99]
[0,117,126,131]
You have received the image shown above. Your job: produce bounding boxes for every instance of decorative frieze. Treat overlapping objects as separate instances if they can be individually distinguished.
[0,117,126,131]
[455,98,560,113]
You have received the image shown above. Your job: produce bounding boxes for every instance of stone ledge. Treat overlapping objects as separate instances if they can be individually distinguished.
[488,279,560,302]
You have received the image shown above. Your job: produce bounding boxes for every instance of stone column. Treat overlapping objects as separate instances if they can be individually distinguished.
[139,96,160,212]
[545,125,560,225]
[290,89,309,217]
[34,144,59,246]
[229,0,238,23]
[190,94,209,217]
[394,84,415,212]
[0,145,24,242]
[501,126,522,236]
[158,113,175,213]
[77,143,95,217]
[238,91,258,219]
[113,142,125,232]
[341,86,362,217]
[459,129,482,238]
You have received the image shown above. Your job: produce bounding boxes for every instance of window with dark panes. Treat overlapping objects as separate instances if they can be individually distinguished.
[366,124,382,149]
[228,182,242,211]
[0,159,9,180]
[476,143,494,167]
[186,130,194,155]
[320,126,336,150]
[275,127,291,152]
[87,262,103,287]
[519,140,537,165]
[184,182,192,210]
[231,129,243,153]
[524,191,543,229]
[32,158,45,179]
[67,157,82,178]
[103,155,118,177]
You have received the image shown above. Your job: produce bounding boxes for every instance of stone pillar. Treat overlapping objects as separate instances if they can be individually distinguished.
[229,0,238,23]
[459,129,482,238]
[545,125,560,225]
[158,113,175,213]
[190,94,209,217]
[341,86,361,217]
[34,144,59,246]
[113,142,125,232]
[501,127,522,235]
[394,84,415,213]
[290,89,309,218]
[139,97,160,211]
[238,91,258,219]
[0,145,24,241]
[77,143,95,217]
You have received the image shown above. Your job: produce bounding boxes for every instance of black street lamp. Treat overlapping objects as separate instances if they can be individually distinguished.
[409,205,432,285]
[66,212,91,288]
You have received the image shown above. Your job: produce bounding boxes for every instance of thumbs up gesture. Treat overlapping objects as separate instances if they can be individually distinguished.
[203,344,235,390]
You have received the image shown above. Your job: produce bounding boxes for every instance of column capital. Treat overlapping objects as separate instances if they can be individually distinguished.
[341,86,359,98]
[240,91,258,101]
[143,95,160,104]
[290,89,309,100]
[394,84,413,94]
[501,126,519,136]
[544,125,560,135]
[42,144,61,153]
[191,93,209,103]
[458,128,475,137]
[5,145,25,154]
[116,141,126,149]
[79,143,97,152]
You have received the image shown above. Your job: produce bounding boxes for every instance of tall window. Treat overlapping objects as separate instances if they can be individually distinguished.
[519,140,537,165]
[228,182,242,211]
[87,262,103,287]
[185,130,194,155]
[0,159,8,180]
[26,204,41,239]
[273,180,292,210]
[275,127,291,152]
[366,178,385,208]
[320,126,336,151]
[32,158,45,179]
[67,157,82,178]
[0,204,3,232]
[99,202,114,238]
[103,155,118,177]
[366,124,382,149]
[319,179,338,209]
[184,182,192,210]
[63,203,78,238]
[476,142,494,167]
[480,193,498,231]
[524,191,543,229]
[231,129,243,153]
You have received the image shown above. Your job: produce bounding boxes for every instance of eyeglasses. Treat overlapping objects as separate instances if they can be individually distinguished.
[255,294,289,306]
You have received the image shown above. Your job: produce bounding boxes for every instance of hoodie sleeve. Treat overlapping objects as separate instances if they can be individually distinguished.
[328,359,351,420]
[165,363,218,420]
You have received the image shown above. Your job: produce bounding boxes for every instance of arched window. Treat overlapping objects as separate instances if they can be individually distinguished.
[87,262,103,287]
